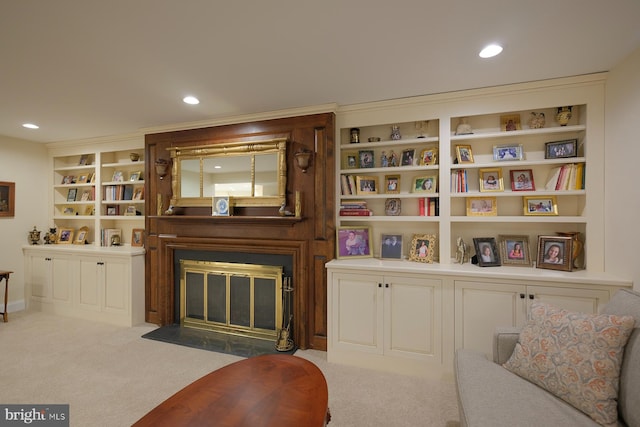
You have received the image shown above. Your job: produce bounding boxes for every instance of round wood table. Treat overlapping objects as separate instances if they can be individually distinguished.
[132,354,330,427]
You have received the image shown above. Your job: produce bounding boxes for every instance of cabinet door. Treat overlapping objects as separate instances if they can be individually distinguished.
[103,258,128,313]
[527,286,610,314]
[29,255,51,300]
[454,281,527,357]
[79,258,101,310]
[51,256,72,304]
[331,273,383,354]
[385,276,442,362]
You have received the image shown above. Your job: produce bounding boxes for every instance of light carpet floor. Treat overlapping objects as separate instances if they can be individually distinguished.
[0,310,460,426]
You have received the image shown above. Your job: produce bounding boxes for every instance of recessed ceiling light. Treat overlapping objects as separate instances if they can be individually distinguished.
[22,123,39,129]
[214,165,222,169]
[479,44,503,58]
[183,96,200,105]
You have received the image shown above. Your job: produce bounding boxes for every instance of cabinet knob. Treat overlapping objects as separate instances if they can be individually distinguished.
[97,262,105,266]
[519,293,525,299]
[385,283,389,288]
[529,294,535,300]
[378,283,382,288]
[45,257,52,261]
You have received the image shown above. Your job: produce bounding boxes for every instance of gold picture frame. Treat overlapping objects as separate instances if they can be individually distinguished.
[409,234,436,263]
[342,151,358,169]
[337,227,372,259]
[500,114,521,131]
[479,168,504,192]
[384,175,400,194]
[466,197,497,216]
[57,228,74,244]
[455,145,474,164]
[419,147,438,165]
[412,175,437,193]
[523,196,558,216]
[73,226,89,245]
[355,175,378,195]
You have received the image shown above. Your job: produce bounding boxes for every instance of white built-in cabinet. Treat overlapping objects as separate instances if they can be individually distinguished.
[328,74,633,378]
[23,245,145,326]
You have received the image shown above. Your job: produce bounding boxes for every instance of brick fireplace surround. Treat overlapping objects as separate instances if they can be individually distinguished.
[143,113,335,351]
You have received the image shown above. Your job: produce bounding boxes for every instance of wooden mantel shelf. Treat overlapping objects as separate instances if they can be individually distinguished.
[148,215,304,226]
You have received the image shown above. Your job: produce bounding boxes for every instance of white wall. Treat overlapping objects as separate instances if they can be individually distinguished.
[605,46,640,290]
[0,137,49,309]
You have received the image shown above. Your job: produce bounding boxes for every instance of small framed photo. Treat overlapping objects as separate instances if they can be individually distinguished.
[466,197,497,216]
[500,114,521,131]
[61,176,74,185]
[355,176,378,195]
[79,154,89,165]
[63,206,77,216]
[106,206,118,216]
[124,205,137,216]
[493,144,524,161]
[358,150,375,168]
[380,234,403,259]
[455,145,474,164]
[409,234,436,263]
[337,227,372,259]
[545,139,578,159]
[401,148,416,166]
[67,188,78,201]
[510,169,535,191]
[0,181,15,217]
[84,205,95,216]
[537,235,573,271]
[112,171,124,182]
[499,235,532,266]
[523,196,558,215]
[133,187,144,200]
[342,151,358,169]
[74,226,89,245]
[57,228,74,244]
[76,174,89,184]
[213,196,230,216]
[80,189,92,201]
[129,171,142,181]
[479,168,503,192]
[384,175,400,194]
[419,147,438,165]
[412,175,437,193]
[384,198,401,216]
[473,237,501,267]
[131,228,145,247]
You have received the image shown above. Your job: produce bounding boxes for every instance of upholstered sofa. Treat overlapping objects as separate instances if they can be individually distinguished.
[454,288,640,427]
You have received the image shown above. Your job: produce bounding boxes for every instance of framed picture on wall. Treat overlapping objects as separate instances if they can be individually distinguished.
[0,181,15,217]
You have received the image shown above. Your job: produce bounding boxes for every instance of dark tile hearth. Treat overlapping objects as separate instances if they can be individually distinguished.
[142,325,296,357]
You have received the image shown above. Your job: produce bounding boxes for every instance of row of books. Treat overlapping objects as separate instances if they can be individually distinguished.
[340,175,359,195]
[451,170,469,193]
[544,163,585,191]
[103,185,144,201]
[419,197,439,216]
[339,200,373,216]
[100,228,122,247]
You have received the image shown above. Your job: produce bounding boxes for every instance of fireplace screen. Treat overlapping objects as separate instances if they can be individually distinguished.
[180,260,283,341]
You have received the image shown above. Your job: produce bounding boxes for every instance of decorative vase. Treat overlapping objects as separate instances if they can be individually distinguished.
[28,226,41,245]
[390,126,401,140]
[528,112,546,129]
[130,153,140,162]
[555,106,572,126]
[557,231,583,269]
[44,227,58,244]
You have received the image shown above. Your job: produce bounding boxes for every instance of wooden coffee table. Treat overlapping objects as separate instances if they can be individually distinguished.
[133,354,330,427]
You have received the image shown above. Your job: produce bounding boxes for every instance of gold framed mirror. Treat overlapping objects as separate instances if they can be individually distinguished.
[168,138,287,208]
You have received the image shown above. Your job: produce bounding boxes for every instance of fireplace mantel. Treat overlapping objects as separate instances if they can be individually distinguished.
[144,112,335,351]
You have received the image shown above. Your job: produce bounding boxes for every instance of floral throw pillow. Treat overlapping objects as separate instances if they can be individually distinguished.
[503,302,635,426]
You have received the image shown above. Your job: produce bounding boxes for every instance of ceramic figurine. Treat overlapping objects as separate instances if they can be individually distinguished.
[455,118,473,135]
[28,226,41,245]
[528,112,546,129]
[390,126,401,140]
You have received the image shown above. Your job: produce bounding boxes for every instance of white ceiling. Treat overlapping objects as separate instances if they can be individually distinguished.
[2,0,640,144]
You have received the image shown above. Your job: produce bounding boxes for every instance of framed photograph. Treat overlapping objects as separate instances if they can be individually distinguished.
[510,169,535,191]
[124,205,137,216]
[213,196,230,216]
[63,206,77,216]
[358,150,375,168]
[473,237,501,267]
[67,188,78,201]
[384,175,400,194]
[384,198,401,216]
[76,174,89,184]
[500,114,521,131]
[88,172,96,183]
[0,181,15,217]
[466,197,497,216]
[342,151,358,169]
[409,234,436,263]
[419,147,438,165]
[112,171,124,182]
[131,228,145,247]
[133,187,144,200]
[80,189,92,201]
[79,154,89,165]
[545,139,578,159]
[380,234,403,259]
[493,144,524,161]
[401,148,415,166]
[73,226,89,245]
[537,235,573,271]
[455,145,474,164]
[129,171,142,181]
[84,205,95,216]
[412,175,437,193]
[106,206,118,216]
[355,176,378,195]
[523,196,558,215]
[57,228,74,244]
[479,168,503,192]
[61,176,74,184]
[337,227,372,259]
[499,235,532,266]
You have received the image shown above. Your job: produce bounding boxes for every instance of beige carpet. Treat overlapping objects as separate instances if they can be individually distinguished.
[0,310,460,426]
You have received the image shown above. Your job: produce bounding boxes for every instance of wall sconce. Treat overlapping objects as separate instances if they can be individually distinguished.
[155,159,170,180]
[294,150,313,173]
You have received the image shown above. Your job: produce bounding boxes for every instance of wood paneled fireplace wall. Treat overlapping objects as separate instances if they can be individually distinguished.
[144,113,335,350]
